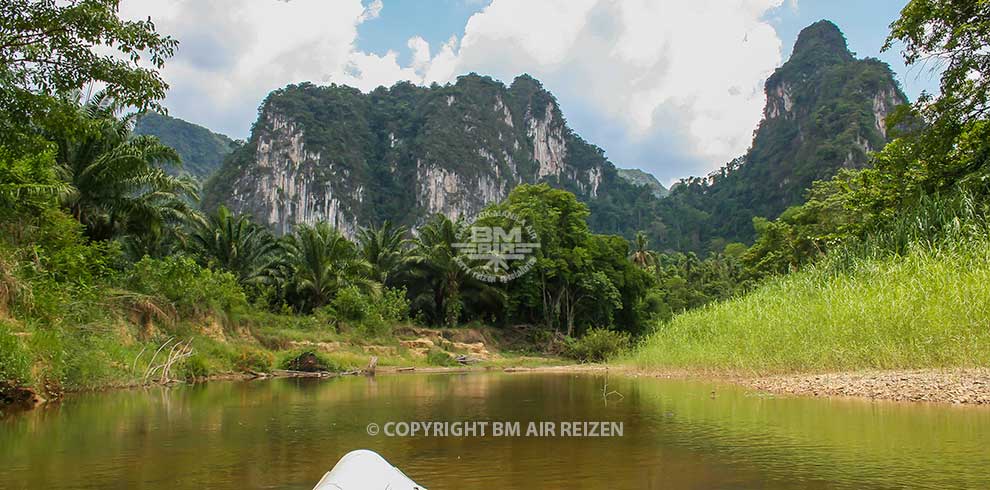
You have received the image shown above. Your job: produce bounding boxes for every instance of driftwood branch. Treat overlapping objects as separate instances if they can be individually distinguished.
[365,356,378,376]
[143,338,194,384]
[602,371,623,407]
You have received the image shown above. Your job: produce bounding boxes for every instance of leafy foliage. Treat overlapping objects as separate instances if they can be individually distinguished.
[126,256,248,321]
[189,206,283,291]
[565,328,631,363]
[356,220,409,287]
[46,91,199,251]
[407,214,484,326]
[285,222,376,311]
[496,185,652,335]
[0,0,176,113]
[888,0,990,127]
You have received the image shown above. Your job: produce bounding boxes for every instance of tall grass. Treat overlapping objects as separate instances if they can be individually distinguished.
[629,192,990,373]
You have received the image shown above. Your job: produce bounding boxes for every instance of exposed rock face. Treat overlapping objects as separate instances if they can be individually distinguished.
[528,103,568,179]
[415,160,503,219]
[872,87,902,139]
[764,82,794,120]
[205,74,614,235]
[653,20,910,251]
[227,111,361,236]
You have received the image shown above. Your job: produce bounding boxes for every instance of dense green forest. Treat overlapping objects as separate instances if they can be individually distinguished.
[2,0,988,403]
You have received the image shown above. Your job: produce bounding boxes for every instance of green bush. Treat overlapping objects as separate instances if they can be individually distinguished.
[566,328,631,362]
[179,354,210,380]
[234,348,274,373]
[426,347,457,367]
[332,285,370,322]
[127,256,248,321]
[331,286,409,338]
[377,287,410,323]
[28,209,122,285]
[0,322,30,384]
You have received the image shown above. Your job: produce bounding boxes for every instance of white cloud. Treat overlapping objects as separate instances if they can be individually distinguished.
[359,0,384,22]
[430,0,786,170]
[119,0,378,137]
[120,0,788,180]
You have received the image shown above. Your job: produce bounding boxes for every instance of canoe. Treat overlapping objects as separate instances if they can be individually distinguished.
[312,450,426,490]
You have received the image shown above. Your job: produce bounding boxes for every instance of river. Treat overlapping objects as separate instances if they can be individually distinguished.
[1,372,988,489]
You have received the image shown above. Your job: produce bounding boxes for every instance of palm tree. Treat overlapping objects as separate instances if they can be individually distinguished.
[48,90,199,243]
[629,231,657,268]
[355,220,409,287]
[286,222,376,310]
[188,206,283,288]
[407,214,508,326]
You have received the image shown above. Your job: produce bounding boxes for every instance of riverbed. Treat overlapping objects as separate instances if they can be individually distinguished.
[2,372,988,489]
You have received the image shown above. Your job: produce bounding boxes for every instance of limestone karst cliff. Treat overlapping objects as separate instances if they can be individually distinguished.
[204,74,633,236]
[203,20,908,253]
[648,20,909,252]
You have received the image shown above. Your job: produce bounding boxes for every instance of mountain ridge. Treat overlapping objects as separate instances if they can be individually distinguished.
[133,112,238,180]
[616,168,668,198]
[200,20,908,252]
[203,73,648,236]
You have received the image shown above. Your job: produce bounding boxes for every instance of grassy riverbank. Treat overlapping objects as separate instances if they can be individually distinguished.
[628,237,990,374]
[0,305,558,404]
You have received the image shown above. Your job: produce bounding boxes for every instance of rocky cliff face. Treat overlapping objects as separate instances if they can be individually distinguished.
[204,74,615,236]
[651,20,910,252]
[225,111,363,236]
[203,20,906,254]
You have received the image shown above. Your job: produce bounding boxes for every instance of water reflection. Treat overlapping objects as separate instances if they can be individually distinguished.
[1,372,988,489]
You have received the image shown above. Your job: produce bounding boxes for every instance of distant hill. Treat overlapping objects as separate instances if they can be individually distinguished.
[616,168,668,198]
[134,112,238,180]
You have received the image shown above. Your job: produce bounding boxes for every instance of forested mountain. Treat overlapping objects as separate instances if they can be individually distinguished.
[203,20,905,248]
[134,112,238,179]
[203,74,655,236]
[649,20,908,252]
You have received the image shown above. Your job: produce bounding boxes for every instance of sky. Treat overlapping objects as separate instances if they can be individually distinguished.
[118,0,940,186]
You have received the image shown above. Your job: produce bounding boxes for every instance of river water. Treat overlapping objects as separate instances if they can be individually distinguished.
[1,372,988,489]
